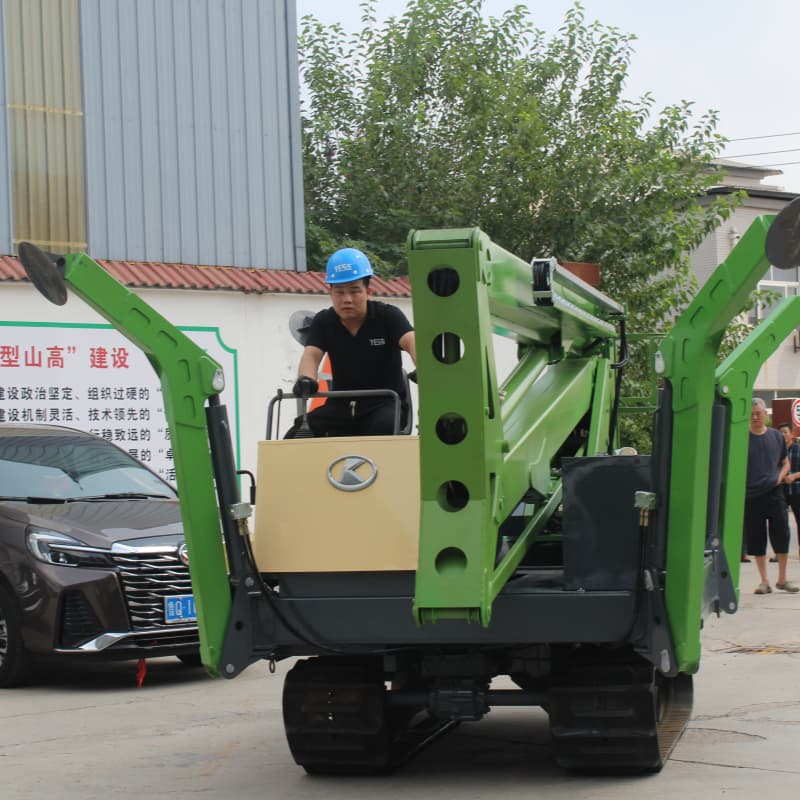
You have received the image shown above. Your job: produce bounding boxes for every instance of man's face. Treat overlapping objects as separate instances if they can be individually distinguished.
[782,426,794,448]
[329,279,370,322]
[750,405,767,429]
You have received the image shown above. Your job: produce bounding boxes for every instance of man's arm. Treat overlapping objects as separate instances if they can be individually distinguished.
[293,345,325,398]
[778,456,790,485]
[790,445,800,483]
[297,345,324,379]
[399,331,416,365]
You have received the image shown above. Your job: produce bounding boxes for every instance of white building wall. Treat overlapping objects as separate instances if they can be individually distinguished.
[1,282,524,474]
[0,284,414,475]
[756,341,800,393]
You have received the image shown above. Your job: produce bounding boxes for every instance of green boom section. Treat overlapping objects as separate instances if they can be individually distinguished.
[60,253,231,675]
[656,216,774,673]
[716,296,800,591]
[407,228,623,625]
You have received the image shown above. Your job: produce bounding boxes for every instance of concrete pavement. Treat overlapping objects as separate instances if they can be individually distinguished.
[2,559,800,799]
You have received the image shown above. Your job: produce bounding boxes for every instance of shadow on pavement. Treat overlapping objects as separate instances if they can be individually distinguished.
[17,655,212,692]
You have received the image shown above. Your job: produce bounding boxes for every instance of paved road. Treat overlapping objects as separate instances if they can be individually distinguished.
[3,559,800,799]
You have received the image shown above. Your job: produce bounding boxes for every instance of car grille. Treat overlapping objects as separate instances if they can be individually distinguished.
[111,551,193,630]
[115,629,200,649]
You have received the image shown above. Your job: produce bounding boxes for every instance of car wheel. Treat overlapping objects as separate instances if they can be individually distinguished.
[176,653,203,668]
[0,585,29,688]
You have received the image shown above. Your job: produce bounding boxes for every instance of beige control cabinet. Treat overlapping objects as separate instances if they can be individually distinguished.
[252,435,420,572]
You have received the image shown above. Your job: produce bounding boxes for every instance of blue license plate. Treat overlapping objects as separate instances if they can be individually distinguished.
[164,594,196,624]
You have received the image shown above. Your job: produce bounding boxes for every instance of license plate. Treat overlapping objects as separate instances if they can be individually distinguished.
[164,594,196,624]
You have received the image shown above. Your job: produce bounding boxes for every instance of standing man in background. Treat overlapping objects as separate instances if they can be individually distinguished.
[744,399,798,594]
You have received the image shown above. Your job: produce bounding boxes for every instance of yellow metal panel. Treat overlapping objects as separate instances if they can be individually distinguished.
[5,0,86,251]
[253,436,420,572]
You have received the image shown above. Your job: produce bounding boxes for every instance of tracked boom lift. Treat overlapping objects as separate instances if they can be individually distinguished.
[18,197,800,774]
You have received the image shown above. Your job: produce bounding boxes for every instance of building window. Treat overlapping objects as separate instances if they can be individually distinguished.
[765,265,800,282]
[748,280,800,325]
[4,0,86,253]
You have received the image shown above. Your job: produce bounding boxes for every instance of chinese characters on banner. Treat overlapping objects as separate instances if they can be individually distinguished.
[0,324,238,485]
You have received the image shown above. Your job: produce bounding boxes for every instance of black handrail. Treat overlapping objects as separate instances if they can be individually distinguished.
[265,388,402,439]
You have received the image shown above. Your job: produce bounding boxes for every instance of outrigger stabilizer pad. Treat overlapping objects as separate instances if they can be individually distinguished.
[766,196,800,270]
[18,241,68,306]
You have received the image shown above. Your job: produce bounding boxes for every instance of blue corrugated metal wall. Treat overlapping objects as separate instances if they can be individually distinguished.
[0,6,12,255]
[80,0,306,270]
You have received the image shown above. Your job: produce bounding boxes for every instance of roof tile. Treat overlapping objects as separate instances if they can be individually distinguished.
[0,255,412,298]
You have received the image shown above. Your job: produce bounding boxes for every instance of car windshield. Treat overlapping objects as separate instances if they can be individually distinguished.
[0,432,177,501]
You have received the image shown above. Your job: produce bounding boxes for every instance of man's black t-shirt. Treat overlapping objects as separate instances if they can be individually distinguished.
[746,427,787,498]
[306,300,413,413]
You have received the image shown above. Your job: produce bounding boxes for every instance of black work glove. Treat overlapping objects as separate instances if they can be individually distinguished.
[292,376,319,398]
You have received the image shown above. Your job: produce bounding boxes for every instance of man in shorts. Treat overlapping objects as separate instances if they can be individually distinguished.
[744,398,799,594]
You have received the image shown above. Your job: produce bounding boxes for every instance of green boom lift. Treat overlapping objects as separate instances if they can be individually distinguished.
[18,197,800,774]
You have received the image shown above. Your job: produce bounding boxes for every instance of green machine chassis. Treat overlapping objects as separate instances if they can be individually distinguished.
[18,197,800,773]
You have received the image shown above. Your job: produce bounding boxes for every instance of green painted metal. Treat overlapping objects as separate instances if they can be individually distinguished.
[407,228,623,625]
[585,358,616,455]
[60,253,231,675]
[715,296,800,592]
[656,216,774,674]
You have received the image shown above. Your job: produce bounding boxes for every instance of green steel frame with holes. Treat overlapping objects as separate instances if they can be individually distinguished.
[407,228,625,626]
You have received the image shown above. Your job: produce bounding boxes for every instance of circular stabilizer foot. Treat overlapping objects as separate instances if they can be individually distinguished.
[18,241,68,305]
[766,196,800,270]
[289,309,316,346]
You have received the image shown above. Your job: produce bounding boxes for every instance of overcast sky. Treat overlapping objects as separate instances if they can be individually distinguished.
[295,0,800,193]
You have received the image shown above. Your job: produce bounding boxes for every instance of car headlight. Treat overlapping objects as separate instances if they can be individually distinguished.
[26,528,113,568]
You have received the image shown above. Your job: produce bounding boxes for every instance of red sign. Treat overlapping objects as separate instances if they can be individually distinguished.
[792,399,800,428]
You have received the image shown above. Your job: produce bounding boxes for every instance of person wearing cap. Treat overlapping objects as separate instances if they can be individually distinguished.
[289,248,416,437]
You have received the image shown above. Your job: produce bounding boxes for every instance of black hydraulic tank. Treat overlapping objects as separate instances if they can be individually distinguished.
[561,455,651,592]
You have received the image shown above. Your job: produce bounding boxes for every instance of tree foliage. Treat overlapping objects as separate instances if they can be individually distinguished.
[299,0,739,333]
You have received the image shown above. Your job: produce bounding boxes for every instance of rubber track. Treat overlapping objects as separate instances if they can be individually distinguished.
[282,657,456,775]
[549,655,693,772]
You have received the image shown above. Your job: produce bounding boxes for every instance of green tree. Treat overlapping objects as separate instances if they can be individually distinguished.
[300,0,738,331]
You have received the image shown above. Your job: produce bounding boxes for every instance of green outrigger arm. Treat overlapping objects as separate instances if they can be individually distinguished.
[408,228,624,626]
[16,245,231,676]
[716,296,800,591]
[655,200,800,674]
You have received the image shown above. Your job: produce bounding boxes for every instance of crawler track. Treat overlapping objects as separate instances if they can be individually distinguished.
[283,651,693,775]
[549,651,693,772]
[283,656,457,775]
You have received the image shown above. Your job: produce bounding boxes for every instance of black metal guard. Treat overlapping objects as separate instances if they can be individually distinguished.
[265,388,402,439]
[206,397,266,676]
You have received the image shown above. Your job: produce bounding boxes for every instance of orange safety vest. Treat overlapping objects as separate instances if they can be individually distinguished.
[308,354,332,411]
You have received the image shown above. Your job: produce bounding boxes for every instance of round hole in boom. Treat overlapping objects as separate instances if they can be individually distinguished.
[437,480,469,511]
[427,267,460,297]
[432,332,465,364]
[436,414,468,444]
[435,547,468,576]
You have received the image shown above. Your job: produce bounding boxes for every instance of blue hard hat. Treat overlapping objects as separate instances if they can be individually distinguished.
[325,248,374,284]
